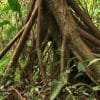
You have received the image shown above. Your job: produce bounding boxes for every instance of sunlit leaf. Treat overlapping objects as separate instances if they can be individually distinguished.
[0,4,10,13]
[87,58,100,67]
[92,86,100,91]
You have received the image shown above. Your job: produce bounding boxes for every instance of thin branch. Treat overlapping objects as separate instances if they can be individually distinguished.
[10,86,25,100]
[2,1,38,85]
[77,27,100,47]
[67,0,100,39]
[0,27,24,60]
[0,0,36,60]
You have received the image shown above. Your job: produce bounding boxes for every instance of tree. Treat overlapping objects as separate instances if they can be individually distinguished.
[0,0,100,99]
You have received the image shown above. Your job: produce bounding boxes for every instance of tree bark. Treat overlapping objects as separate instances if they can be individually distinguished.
[44,0,100,84]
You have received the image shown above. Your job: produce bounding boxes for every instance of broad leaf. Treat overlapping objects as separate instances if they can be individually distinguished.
[78,62,85,72]
[8,0,21,13]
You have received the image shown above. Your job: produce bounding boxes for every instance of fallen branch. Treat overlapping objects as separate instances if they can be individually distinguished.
[10,86,25,100]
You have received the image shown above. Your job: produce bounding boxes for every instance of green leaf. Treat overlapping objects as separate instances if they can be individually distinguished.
[0,20,10,27]
[0,54,10,72]
[92,86,100,91]
[78,62,86,72]
[8,0,21,13]
[6,25,15,37]
[0,4,11,13]
[65,94,74,100]
[50,72,68,100]
[87,58,100,67]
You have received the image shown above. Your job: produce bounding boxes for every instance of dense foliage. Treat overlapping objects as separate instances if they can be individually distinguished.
[0,0,100,99]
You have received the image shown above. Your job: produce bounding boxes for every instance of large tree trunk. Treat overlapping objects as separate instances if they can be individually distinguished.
[44,0,100,84]
[0,0,100,96]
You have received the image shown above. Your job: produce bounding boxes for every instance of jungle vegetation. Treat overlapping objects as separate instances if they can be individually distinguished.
[0,0,100,99]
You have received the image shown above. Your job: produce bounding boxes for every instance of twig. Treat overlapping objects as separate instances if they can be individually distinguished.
[10,86,25,100]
